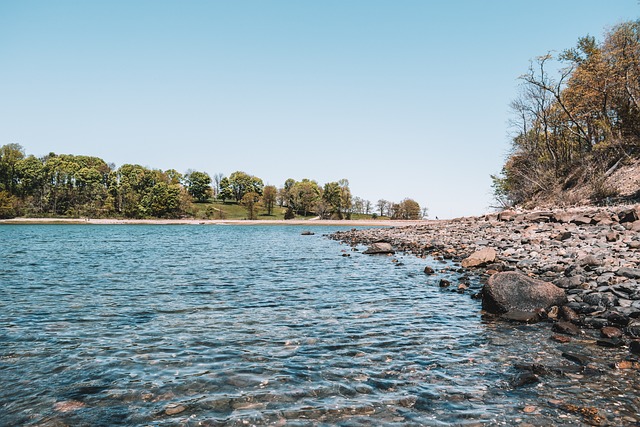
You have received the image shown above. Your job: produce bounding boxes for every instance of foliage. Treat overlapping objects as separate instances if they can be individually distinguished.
[262,185,277,215]
[497,20,640,206]
[240,191,262,220]
[184,170,212,202]
[0,144,428,220]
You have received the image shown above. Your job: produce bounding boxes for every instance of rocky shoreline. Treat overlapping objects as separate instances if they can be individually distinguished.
[330,206,640,376]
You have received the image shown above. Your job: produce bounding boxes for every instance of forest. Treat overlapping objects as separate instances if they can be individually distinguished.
[493,20,640,207]
[0,144,423,220]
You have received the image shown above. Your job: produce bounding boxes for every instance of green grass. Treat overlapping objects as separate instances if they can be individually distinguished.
[190,200,382,221]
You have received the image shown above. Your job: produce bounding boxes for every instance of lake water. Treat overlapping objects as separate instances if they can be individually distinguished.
[1,225,638,426]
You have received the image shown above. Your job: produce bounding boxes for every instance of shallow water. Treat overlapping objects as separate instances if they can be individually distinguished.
[0,225,638,426]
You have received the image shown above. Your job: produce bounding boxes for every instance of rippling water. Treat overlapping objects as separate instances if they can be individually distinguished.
[1,225,638,426]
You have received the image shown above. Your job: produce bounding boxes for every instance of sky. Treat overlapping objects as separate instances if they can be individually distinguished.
[0,1,638,218]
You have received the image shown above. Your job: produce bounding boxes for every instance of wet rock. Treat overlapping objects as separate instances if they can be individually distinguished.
[560,404,607,426]
[165,404,186,415]
[553,321,581,336]
[551,334,572,343]
[596,337,624,347]
[53,400,86,413]
[511,371,539,388]
[363,242,395,255]
[482,271,567,314]
[613,360,640,369]
[439,279,451,288]
[562,352,591,366]
[423,266,435,275]
[630,340,640,354]
[301,231,315,236]
[601,326,623,338]
[560,305,580,323]
[500,310,541,323]
[461,247,496,268]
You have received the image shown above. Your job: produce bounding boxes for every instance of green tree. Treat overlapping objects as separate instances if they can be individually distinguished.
[228,171,264,201]
[241,191,261,220]
[262,185,277,215]
[0,190,17,218]
[0,143,25,194]
[291,179,321,216]
[185,170,213,202]
[218,177,234,203]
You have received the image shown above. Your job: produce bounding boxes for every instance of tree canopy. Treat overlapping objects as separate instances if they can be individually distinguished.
[495,20,640,207]
[0,144,427,220]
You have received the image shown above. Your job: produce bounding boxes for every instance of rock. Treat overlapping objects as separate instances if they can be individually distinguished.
[617,267,640,279]
[423,266,435,275]
[627,241,640,249]
[54,400,86,413]
[511,372,539,388]
[553,321,581,336]
[601,326,623,338]
[562,352,591,366]
[363,242,395,255]
[613,360,640,369]
[439,279,451,288]
[301,231,315,235]
[501,310,541,323]
[605,231,618,242]
[551,334,572,343]
[555,231,573,241]
[553,212,575,223]
[482,271,567,314]
[461,247,497,268]
[571,216,593,225]
[165,404,186,415]
[554,277,583,289]
[596,337,624,347]
[560,305,581,323]
[579,255,603,267]
[607,312,630,326]
[498,210,517,221]
[525,211,553,222]
[617,208,639,223]
[630,340,640,354]
[583,292,618,308]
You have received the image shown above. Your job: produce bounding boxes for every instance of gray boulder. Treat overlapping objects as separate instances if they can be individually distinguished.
[482,271,567,314]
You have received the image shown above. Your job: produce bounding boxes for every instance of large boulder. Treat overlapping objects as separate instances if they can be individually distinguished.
[482,271,567,314]
[363,242,395,255]
[461,247,497,268]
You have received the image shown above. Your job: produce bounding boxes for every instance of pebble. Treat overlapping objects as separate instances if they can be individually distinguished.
[165,404,186,415]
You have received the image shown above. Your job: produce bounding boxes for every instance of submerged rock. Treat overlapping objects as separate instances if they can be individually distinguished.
[363,242,395,255]
[482,271,567,314]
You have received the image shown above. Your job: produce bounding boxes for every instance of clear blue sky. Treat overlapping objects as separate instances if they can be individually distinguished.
[1,1,638,218]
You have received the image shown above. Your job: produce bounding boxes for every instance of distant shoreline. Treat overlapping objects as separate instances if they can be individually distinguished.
[0,217,430,226]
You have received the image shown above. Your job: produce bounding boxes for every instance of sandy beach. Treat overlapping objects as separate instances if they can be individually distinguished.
[0,217,428,226]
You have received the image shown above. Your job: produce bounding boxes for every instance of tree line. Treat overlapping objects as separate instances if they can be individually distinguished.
[0,144,425,220]
[493,20,640,207]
